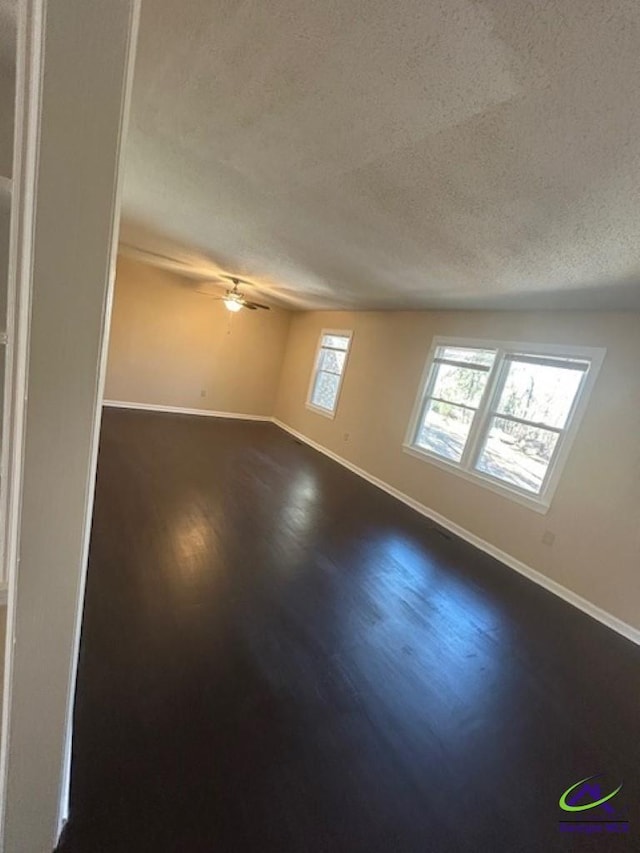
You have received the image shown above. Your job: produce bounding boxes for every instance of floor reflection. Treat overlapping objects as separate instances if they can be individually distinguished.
[340,531,505,734]
[166,495,218,584]
[272,467,323,566]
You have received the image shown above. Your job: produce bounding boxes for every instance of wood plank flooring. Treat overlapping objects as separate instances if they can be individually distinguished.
[57,409,640,852]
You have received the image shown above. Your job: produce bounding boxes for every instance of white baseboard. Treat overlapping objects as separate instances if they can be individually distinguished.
[272,418,640,647]
[103,399,271,422]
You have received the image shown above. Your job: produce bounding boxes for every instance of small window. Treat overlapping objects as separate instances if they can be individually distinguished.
[405,338,605,511]
[307,330,352,417]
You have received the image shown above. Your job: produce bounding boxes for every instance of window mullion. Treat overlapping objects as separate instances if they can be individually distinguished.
[428,395,478,413]
[433,358,491,372]
[461,348,507,470]
[491,412,563,434]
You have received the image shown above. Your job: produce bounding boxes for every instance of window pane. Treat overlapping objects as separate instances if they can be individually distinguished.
[415,400,475,462]
[311,370,340,410]
[431,362,489,408]
[437,346,496,367]
[475,417,560,494]
[318,347,346,374]
[322,334,350,350]
[496,360,584,428]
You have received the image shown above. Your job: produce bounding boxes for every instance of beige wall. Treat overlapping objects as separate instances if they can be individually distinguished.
[275,310,640,631]
[105,255,291,416]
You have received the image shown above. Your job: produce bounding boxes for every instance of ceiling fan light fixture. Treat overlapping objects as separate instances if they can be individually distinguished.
[223,297,243,312]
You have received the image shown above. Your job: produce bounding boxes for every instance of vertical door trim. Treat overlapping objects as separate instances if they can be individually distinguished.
[0,0,45,840]
[56,0,141,838]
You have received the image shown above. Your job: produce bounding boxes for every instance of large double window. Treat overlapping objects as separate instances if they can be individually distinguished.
[405,338,604,510]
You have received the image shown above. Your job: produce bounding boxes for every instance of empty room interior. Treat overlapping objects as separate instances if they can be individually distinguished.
[0,0,639,851]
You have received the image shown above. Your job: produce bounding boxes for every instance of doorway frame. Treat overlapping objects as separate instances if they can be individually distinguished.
[0,0,141,847]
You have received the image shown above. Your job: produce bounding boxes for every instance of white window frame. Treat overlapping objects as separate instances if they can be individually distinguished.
[306,329,353,419]
[403,336,606,513]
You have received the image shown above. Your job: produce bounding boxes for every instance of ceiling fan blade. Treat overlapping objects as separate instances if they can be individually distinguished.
[243,301,270,310]
[195,284,225,296]
[219,273,254,287]
[243,303,258,310]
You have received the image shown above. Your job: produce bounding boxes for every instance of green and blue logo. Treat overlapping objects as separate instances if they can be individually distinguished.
[558,774,628,835]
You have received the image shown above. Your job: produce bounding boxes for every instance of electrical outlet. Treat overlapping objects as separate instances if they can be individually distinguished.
[343,432,350,443]
[200,389,207,398]
[542,530,555,546]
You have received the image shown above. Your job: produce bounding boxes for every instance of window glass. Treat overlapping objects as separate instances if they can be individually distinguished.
[308,332,352,414]
[415,400,475,463]
[475,418,560,494]
[413,345,496,462]
[431,363,490,408]
[496,359,585,428]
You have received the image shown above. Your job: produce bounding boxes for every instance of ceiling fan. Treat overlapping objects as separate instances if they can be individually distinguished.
[212,275,271,313]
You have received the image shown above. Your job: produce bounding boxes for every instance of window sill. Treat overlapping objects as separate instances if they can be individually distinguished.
[306,402,336,420]
[402,443,551,515]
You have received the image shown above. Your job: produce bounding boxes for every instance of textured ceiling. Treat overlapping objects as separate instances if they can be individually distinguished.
[121,1,640,309]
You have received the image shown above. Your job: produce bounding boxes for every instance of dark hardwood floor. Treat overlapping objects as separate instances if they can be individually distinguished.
[57,409,640,852]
